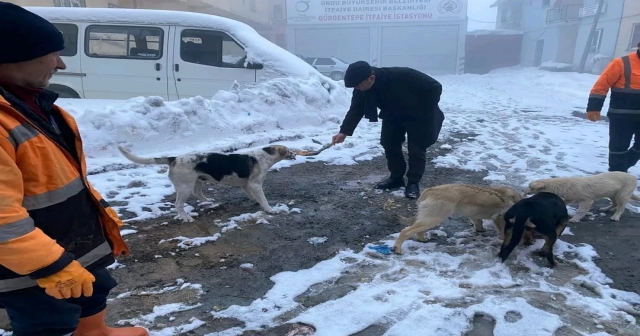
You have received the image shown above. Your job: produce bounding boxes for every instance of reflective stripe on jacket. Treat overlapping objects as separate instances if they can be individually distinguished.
[0,88,129,292]
[587,52,640,115]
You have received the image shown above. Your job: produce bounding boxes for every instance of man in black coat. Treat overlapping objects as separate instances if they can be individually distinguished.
[331,61,445,199]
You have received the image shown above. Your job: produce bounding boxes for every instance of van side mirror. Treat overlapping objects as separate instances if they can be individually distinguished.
[246,62,264,70]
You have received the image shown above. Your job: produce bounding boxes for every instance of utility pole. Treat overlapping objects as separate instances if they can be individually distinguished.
[578,0,606,73]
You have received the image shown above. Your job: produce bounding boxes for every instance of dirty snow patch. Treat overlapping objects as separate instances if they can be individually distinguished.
[120,229,138,236]
[211,227,640,335]
[150,317,206,336]
[160,204,298,249]
[307,237,328,245]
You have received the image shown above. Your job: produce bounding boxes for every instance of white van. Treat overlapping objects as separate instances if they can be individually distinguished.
[26,6,324,100]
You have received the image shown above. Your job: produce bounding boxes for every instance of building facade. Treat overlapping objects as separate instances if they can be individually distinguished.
[5,0,287,48]
[285,0,468,76]
[494,0,634,73]
[613,0,640,57]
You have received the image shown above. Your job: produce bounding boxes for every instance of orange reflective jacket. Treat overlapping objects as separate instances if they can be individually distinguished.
[588,52,640,115]
[0,87,129,292]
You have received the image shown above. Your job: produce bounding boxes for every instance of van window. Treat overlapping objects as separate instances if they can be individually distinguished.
[52,23,78,57]
[180,29,248,68]
[85,25,163,60]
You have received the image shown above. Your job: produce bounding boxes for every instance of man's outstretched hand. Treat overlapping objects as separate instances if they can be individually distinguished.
[332,133,347,145]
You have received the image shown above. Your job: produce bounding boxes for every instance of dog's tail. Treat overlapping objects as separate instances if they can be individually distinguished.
[396,214,415,226]
[117,145,175,165]
[498,215,529,262]
[631,193,640,202]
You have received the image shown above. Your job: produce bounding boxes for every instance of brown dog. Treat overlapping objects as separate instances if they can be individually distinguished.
[392,183,525,254]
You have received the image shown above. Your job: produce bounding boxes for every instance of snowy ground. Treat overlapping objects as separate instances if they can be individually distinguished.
[3,67,639,335]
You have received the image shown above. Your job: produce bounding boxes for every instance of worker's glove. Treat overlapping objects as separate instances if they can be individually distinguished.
[35,260,95,299]
[587,111,601,122]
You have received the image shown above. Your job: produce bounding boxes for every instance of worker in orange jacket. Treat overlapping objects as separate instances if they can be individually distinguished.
[0,2,148,335]
[587,42,640,172]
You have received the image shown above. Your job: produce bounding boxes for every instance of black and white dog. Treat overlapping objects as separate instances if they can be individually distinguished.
[117,145,297,222]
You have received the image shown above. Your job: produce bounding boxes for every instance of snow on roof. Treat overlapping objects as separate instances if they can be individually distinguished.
[26,6,321,81]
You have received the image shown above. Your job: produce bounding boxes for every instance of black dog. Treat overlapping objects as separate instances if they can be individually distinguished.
[498,192,569,267]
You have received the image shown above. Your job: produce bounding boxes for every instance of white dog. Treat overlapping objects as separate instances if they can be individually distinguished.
[524,171,640,222]
[117,145,297,222]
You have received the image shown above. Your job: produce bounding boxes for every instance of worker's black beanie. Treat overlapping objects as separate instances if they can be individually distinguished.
[0,1,65,64]
[344,61,373,88]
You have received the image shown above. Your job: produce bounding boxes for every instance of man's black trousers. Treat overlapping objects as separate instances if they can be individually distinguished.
[380,117,439,183]
[608,114,640,172]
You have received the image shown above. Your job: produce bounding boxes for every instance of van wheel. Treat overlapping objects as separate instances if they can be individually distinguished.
[49,85,80,99]
[330,71,344,81]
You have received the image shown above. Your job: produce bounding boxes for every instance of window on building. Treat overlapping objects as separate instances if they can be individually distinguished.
[249,0,256,12]
[275,34,285,47]
[273,5,283,20]
[85,25,163,60]
[314,58,336,66]
[542,0,550,6]
[629,24,640,50]
[589,28,603,52]
[52,23,78,57]
[180,29,248,68]
[54,0,86,7]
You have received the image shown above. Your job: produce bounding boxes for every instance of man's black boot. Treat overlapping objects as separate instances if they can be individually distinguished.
[405,182,420,199]
[375,176,405,190]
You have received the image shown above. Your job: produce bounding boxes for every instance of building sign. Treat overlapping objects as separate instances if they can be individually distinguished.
[286,0,466,25]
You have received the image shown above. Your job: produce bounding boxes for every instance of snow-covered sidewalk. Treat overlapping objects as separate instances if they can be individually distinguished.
[41,66,640,335]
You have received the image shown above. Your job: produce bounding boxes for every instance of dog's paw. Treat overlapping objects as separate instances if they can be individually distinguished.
[392,246,404,255]
[536,249,549,257]
[598,206,612,212]
[609,215,621,221]
[414,235,429,243]
[263,207,276,214]
[175,214,195,223]
[568,217,582,223]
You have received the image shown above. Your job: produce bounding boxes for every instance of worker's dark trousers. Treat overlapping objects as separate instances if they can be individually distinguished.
[380,119,432,183]
[0,267,117,336]
[608,114,640,172]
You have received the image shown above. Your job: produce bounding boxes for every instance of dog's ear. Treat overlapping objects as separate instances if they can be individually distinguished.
[277,145,289,157]
[530,181,544,191]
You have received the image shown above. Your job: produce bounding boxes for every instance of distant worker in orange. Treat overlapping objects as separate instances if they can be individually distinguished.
[587,42,640,173]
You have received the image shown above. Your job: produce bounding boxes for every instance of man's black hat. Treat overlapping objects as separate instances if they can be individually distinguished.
[344,61,373,88]
[0,1,65,64]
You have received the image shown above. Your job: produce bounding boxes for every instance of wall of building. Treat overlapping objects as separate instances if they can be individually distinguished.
[571,0,624,72]
[518,0,561,67]
[513,0,625,73]
[614,0,640,57]
[285,0,468,75]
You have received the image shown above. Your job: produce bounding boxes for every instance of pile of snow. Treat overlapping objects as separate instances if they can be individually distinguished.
[539,61,574,72]
[210,228,640,335]
[64,75,350,174]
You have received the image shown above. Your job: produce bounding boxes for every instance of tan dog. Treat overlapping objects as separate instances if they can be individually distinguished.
[523,171,640,222]
[392,184,524,254]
